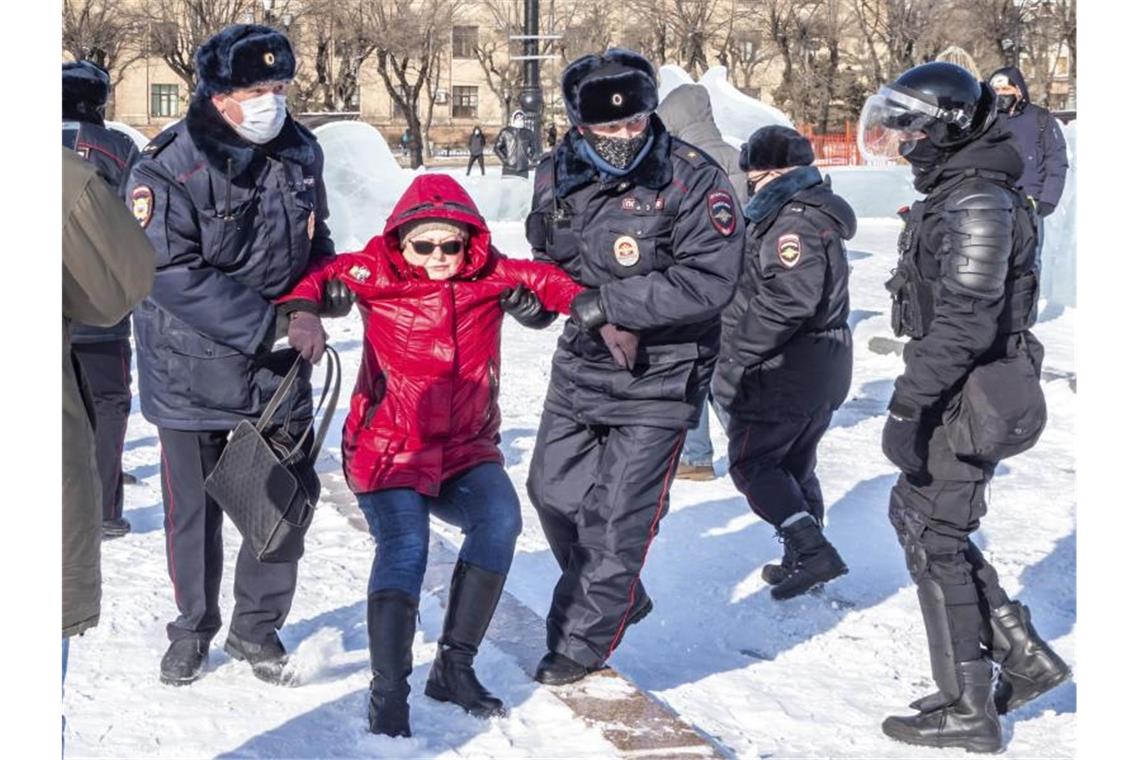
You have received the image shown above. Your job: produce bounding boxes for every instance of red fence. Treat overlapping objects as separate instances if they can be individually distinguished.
[800,122,863,167]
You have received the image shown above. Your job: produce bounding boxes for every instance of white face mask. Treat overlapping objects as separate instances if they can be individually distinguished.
[229,92,288,144]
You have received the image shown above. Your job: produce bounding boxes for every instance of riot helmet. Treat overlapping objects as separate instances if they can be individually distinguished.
[858,62,996,163]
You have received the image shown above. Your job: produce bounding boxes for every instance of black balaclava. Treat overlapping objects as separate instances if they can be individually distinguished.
[995,93,1019,113]
[583,128,650,170]
[902,137,948,179]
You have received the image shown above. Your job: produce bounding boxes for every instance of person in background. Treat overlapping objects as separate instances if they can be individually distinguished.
[126,24,344,688]
[62,60,142,539]
[712,126,853,601]
[466,125,486,176]
[63,146,154,725]
[657,83,749,481]
[546,123,558,149]
[494,110,538,179]
[280,174,583,737]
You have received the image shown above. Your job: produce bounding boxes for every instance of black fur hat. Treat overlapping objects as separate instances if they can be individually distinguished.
[62,61,110,121]
[194,24,296,97]
[561,48,658,127]
[738,125,815,171]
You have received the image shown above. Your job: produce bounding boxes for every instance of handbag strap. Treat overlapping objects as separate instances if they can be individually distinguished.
[307,346,341,465]
[255,355,304,432]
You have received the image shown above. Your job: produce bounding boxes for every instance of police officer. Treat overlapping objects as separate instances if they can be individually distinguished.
[859,62,1070,752]
[63,61,141,540]
[127,25,343,686]
[525,49,744,685]
[712,126,854,601]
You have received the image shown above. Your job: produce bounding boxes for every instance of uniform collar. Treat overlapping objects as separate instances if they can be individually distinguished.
[743,166,822,225]
[185,93,314,174]
[553,114,673,198]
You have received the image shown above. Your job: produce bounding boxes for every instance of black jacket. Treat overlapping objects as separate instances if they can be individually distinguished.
[526,115,744,429]
[63,117,140,343]
[468,130,486,156]
[889,127,1039,415]
[992,67,1068,207]
[127,94,335,430]
[494,126,537,177]
[714,167,855,420]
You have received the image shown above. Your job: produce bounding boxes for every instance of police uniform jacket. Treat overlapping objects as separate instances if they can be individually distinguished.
[526,116,744,429]
[713,167,855,421]
[127,94,335,431]
[63,117,140,343]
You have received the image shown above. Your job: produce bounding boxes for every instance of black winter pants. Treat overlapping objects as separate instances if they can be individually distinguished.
[466,154,485,175]
[887,423,1011,663]
[72,339,132,522]
[726,409,832,527]
[527,411,685,668]
[157,427,299,645]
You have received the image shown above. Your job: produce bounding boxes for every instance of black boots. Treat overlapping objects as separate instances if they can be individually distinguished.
[769,517,847,600]
[367,590,418,737]
[224,631,293,686]
[102,517,131,539]
[424,561,509,718]
[159,638,208,686]
[882,659,1003,753]
[991,601,1071,714]
[534,651,602,685]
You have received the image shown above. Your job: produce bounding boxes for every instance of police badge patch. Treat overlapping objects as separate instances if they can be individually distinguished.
[777,233,802,268]
[130,186,153,228]
[613,235,640,267]
[707,191,736,237]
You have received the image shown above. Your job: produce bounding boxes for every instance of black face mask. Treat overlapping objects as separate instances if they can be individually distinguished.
[995,94,1018,113]
[584,129,650,170]
[901,136,945,177]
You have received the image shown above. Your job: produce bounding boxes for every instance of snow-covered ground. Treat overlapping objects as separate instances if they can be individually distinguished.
[63,173,1076,757]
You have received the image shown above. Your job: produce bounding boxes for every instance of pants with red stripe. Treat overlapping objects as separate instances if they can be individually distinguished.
[527,411,685,669]
[157,427,299,645]
[72,339,132,522]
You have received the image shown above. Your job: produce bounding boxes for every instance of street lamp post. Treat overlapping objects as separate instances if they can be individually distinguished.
[518,0,542,133]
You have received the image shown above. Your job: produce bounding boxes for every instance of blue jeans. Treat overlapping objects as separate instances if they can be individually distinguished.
[356,463,522,599]
[681,399,730,466]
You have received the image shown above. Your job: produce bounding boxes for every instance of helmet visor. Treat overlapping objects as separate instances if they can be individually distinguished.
[857,88,939,163]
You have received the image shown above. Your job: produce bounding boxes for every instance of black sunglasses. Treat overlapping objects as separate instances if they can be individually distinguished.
[409,240,464,256]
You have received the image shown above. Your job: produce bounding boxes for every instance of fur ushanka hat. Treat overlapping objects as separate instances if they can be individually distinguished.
[561,48,658,127]
[62,61,110,121]
[738,125,816,172]
[194,24,296,97]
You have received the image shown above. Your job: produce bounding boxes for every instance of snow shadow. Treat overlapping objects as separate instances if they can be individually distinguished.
[846,249,874,262]
[830,378,893,430]
[846,307,882,332]
[123,500,165,534]
[123,435,158,452]
[607,473,908,692]
[499,427,538,468]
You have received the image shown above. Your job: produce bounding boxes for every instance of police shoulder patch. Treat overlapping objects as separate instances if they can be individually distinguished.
[130,186,154,227]
[776,233,802,268]
[707,190,737,237]
[142,130,177,158]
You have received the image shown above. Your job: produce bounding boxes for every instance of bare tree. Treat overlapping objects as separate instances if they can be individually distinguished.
[141,0,265,96]
[466,1,524,123]
[370,0,462,169]
[291,0,376,112]
[62,0,147,118]
[851,0,948,86]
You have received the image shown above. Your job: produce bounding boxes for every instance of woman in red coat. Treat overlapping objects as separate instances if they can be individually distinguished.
[281,174,582,737]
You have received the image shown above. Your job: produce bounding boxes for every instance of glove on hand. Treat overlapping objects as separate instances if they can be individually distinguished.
[881,396,927,475]
[570,289,606,331]
[288,311,326,363]
[599,323,639,370]
[500,284,558,329]
[1035,200,1056,217]
[321,279,356,318]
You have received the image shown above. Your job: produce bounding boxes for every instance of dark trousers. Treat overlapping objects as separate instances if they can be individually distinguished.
[157,427,299,645]
[356,463,521,599]
[887,424,1011,663]
[72,339,132,521]
[466,154,485,175]
[726,409,832,527]
[527,410,685,668]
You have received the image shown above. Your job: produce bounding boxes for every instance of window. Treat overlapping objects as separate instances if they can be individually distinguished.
[452,86,478,119]
[452,26,478,59]
[150,84,179,117]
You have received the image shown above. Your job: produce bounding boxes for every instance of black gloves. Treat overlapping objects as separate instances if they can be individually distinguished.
[1035,200,1056,217]
[711,359,746,410]
[500,284,558,329]
[570,289,606,331]
[287,311,326,363]
[881,395,927,475]
[599,324,639,370]
[321,279,356,318]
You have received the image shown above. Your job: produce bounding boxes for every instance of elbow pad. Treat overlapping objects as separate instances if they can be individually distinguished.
[941,181,1014,298]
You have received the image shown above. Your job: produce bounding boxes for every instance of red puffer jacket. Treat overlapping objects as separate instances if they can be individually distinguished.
[282,174,583,496]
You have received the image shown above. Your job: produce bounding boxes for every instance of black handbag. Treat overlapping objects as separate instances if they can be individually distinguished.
[205,347,341,563]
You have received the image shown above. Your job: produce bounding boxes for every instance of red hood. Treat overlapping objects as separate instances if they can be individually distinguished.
[375,173,494,281]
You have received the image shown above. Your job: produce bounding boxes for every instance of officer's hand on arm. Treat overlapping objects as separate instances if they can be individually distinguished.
[320,278,356,318]
[570,289,606,330]
[288,311,326,363]
[881,395,927,475]
[599,324,639,370]
[500,284,559,329]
